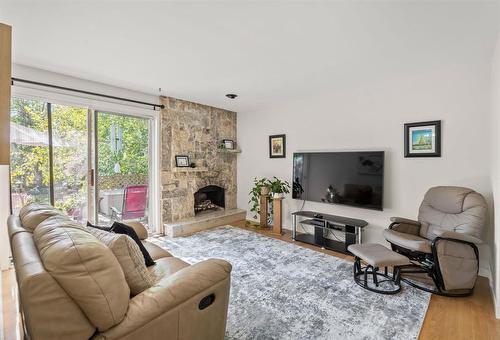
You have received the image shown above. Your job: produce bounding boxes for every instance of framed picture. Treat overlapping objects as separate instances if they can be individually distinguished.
[223,139,235,150]
[269,134,286,158]
[404,120,441,158]
[175,155,190,167]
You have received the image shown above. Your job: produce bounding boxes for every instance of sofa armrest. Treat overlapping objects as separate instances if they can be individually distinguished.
[131,257,231,315]
[122,220,148,240]
[432,229,482,244]
[390,217,421,226]
[96,259,232,339]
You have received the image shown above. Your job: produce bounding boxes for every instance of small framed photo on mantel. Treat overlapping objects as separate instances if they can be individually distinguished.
[269,134,286,158]
[404,120,441,158]
[223,139,235,150]
[175,155,190,167]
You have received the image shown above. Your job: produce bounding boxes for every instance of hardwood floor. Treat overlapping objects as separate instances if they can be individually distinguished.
[1,267,22,340]
[2,220,499,340]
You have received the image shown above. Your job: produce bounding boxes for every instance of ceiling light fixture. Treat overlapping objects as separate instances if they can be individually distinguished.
[226,93,238,99]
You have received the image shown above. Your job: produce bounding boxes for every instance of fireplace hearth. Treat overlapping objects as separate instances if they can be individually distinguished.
[194,185,225,214]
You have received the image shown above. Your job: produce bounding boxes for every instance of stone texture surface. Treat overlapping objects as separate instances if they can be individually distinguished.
[165,209,246,237]
[160,96,237,225]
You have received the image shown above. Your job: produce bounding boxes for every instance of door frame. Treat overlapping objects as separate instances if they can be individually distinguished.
[11,86,162,233]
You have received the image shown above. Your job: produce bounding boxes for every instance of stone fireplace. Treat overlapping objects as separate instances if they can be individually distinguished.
[160,96,244,236]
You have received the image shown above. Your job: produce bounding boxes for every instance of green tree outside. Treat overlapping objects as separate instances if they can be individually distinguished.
[10,97,149,218]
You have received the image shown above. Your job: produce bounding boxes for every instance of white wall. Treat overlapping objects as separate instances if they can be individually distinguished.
[237,60,492,276]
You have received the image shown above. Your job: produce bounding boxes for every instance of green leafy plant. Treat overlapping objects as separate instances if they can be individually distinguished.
[9,98,150,216]
[268,176,291,196]
[248,176,290,219]
[248,177,271,218]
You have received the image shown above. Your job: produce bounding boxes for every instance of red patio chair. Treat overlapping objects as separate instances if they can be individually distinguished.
[111,185,148,221]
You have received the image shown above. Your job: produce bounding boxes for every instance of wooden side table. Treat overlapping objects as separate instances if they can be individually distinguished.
[259,194,269,228]
[272,197,284,235]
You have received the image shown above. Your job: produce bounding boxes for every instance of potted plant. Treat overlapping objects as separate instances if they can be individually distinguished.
[248,176,290,220]
[269,176,291,199]
[248,177,271,219]
[261,186,271,196]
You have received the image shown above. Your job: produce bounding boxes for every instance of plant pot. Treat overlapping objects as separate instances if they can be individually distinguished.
[260,187,271,196]
[272,193,285,199]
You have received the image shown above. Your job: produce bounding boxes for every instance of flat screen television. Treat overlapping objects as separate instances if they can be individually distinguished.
[292,151,384,210]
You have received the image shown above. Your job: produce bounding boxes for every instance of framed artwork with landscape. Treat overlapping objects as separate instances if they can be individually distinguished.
[269,134,286,158]
[404,120,441,158]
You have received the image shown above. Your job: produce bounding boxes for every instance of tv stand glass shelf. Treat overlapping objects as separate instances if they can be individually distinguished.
[292,211,368,254]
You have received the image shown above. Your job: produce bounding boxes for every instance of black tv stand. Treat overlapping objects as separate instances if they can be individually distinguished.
[292,211,368,254]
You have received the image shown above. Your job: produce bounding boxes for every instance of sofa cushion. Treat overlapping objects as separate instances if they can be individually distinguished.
[111,222,155,266]
[88,228,155,295]
[20,208,63,232]
[143,241,173,260]
[10,230,96,340]
[38,215,85,231]
[148,257,190,280]
[384,229,432,253]
[34,220,130,332]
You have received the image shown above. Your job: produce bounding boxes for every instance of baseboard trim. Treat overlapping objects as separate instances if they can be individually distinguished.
[492,279,500,319]
[494,287,500,319]
[479,267,491,279]
[486,263,500,319]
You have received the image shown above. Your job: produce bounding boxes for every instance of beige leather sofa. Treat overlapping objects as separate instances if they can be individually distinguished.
[8,204,232,340]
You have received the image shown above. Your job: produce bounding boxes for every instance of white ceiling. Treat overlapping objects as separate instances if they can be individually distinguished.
[1,1,499,112]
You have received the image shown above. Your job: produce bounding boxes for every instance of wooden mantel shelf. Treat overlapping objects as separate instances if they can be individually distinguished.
[172,167,208,173]
[217,149,241,154]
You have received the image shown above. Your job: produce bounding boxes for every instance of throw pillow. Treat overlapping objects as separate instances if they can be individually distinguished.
[87,228,155,296]
[111,222,156,267]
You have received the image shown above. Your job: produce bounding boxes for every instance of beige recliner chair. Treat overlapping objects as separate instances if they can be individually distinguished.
[384,186,487,296]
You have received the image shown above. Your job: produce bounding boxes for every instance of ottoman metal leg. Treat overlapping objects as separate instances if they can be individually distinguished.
[348,243,411,295]
[353,260,402,295]
[373,267,379,287]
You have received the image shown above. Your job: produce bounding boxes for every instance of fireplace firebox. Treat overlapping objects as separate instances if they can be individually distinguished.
[194,185,225,214]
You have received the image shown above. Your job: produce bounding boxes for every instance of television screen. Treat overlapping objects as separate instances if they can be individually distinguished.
[292,151,384,210]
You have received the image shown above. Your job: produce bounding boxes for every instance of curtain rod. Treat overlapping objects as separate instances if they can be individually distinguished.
[11,77,165,110]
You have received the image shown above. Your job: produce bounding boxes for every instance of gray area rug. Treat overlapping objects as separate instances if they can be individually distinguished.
[149,226,430,340]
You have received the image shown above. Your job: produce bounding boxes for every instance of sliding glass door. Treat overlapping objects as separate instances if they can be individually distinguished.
[94,111,152,229]
[10,98,51,210]
[10,95,158,232]
[51,103,89,221]
[10,97,88,221]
